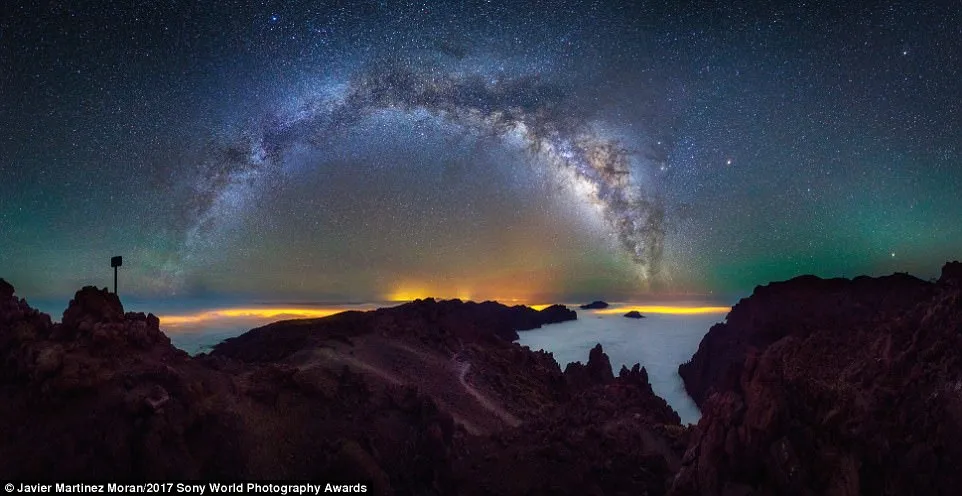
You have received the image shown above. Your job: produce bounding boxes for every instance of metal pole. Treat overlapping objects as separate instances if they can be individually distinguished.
[110,256,123,295]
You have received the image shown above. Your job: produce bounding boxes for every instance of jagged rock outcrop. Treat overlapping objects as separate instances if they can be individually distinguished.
[0,278,52,332]
[624,310,645,319]
[0,283,682,494]
[61,286,125,329]
[672,264,962,495]
[0,285,236,479]
[678,272,933,406]
[10,260,962,494]
[451,345,685,495]
[940,260,962,285]
[0,279,14,299]
[562,343,615,391]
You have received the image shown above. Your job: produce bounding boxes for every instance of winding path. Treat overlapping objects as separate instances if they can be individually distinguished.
[289,337,521,434]
[452,353,521,427]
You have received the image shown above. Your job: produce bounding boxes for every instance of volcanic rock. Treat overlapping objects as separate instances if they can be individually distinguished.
[214,298,577,362]
[579,300,609,309]
[450,346,685,495]
[0,285,681,494]
[672,264,962,495]
[0,278,14,299]
[61,286,125,330]
[535,304,578,324]
[563,343,615,391]
[940,260,962,285]
[624,310,645,319]
[678,272,933,407]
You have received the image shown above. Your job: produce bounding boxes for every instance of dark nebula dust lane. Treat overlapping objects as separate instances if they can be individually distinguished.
[1,1,960,301]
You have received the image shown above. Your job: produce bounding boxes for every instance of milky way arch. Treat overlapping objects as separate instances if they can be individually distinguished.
[184,65,666,285]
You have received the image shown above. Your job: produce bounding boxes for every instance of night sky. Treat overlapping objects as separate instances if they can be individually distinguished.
[2,1,960,305]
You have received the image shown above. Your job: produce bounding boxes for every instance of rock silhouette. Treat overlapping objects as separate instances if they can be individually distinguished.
[4,261,962,494]
[624,310,645,319]
[0,286,680,494]
[673,262,962,495]
[579,300,609,309]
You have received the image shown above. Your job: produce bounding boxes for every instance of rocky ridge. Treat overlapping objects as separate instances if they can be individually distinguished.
[5,261,961,494]
[673,262,962,495]
[0,282,683,494]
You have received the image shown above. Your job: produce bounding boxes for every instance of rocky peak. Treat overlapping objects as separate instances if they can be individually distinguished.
[672,262,962,495]
[564,343,615,390]
[0,280,52,331]
[62,286,125,331]
[0,279,14,300]
[940,261,962,285]
[586,343,614,382]
[54,286,171,352]
[618,363,649,385]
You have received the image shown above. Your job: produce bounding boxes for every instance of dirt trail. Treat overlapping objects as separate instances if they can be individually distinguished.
[288,336,520,434]
[453,355,521,427]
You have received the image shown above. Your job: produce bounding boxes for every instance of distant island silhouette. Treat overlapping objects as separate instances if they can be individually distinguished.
[579,300,609,309]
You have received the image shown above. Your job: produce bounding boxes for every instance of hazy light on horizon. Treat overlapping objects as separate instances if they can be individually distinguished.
[158,306,359,332]
[594,305,731,315]
[155,298,731,337]
[385,283,549,305]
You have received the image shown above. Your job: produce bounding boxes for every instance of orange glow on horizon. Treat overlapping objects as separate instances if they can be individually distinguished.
[385,270,553,304]
[594,305,731,315]
[155,301,729,335]
[386,287,435,302]
[386,286,540,305]
[159,307,346,328]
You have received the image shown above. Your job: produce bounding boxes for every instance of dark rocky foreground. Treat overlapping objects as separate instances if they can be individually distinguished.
[674,262,962,495]
[3,261,961,494]
[0,284,682,494]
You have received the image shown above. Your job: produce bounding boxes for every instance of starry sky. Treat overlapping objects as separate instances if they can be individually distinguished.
[1,0,960,306]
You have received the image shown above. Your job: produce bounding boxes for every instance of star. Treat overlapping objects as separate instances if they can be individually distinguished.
[1,1,959,303]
